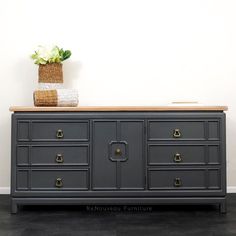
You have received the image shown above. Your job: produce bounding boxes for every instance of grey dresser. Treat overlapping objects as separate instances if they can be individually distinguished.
[10,106,228,213]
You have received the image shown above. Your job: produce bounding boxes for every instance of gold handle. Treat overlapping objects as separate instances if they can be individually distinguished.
[55,154,64,163]
[173,129,181,138]
[55,178,63,188]
[56,129,64,139]
[115,148,122,156]
[174,177,182,187]
[174,153,182,163]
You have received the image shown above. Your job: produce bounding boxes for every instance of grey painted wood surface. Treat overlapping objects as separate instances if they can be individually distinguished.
[11,111,226,213]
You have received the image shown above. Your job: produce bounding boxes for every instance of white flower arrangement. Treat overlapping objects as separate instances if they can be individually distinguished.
[31,45,71,65]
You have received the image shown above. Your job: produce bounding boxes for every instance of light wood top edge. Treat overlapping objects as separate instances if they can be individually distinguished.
[9,106,228,112]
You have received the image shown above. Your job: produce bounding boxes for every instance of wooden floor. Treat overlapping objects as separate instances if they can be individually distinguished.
[1,194,236,236]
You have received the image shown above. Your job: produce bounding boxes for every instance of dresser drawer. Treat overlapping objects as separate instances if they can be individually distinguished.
[148,144,206,165]
[17,145,89,166]
[30,145,89,166]
[148,168,221,190]
[30,169,89,190]
[148,120,205,140]
[31,121,89,141]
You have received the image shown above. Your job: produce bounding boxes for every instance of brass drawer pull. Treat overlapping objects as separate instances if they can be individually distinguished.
[55,154,64,163]
[115,148,122,156]
[174,177,182,187]
[174,153,182,163]
[173,129,181,138]
[56,129,64,139]
[55,178,63,188]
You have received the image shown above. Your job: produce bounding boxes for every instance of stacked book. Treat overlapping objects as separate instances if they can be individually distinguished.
[33,63,78,107]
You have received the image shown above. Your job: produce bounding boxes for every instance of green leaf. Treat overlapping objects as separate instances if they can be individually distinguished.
[62,50,71,61]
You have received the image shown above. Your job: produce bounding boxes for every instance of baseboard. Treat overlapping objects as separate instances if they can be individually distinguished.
[0,187,10,194]
[0,187,236,194]
[227,186,236,193]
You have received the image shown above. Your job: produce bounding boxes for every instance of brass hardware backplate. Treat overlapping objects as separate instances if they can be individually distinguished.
[55,178,63,188]
[174,153,182,163]
[55,154,64,163]
[173,129,181,138]
[174,177,182,187]
[56,129,64,139]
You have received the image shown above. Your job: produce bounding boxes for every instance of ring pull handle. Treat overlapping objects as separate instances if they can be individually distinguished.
[55,178,63,188]
[174,153,182,163]
[115,148,122,156]
[55,154,64,163]
[174,177,182,187]
[56,129,64,139]
[173,129,181,138]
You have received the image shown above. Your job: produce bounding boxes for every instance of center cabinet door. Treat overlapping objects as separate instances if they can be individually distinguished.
[92,120,145,190]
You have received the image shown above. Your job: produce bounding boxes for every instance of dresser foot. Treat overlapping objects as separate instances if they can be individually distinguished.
[220,201,227,214]
[11,201,18,214]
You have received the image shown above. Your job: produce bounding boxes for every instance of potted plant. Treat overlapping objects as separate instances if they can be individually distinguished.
[31,45,71,84]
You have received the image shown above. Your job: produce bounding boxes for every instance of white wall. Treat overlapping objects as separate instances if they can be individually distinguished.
[0,0,236,192]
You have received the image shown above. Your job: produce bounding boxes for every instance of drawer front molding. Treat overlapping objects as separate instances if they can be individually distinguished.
[147,144,220,165]
[148,119,220,141]
[17,144,89,166]
[17,120,89,142]
[15,168,89,192]
[148,168,221,191]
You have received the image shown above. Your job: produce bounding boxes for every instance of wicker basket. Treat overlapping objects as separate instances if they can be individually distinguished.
[33,89,79,107]
[38,63,63,83]
[34,90,58,106]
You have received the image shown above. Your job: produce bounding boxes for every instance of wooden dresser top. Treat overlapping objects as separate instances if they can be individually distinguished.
[9,106,228,112]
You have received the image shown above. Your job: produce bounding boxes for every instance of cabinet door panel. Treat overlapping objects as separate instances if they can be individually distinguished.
[92,121,117,190]
[92,120,144,190]
[120,121,144,189]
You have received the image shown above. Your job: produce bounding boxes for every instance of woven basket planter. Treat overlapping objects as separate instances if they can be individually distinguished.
[38,63,63,83]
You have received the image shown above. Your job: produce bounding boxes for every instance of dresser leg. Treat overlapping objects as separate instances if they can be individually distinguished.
[220,200,227,214]
[11,201,18,214]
